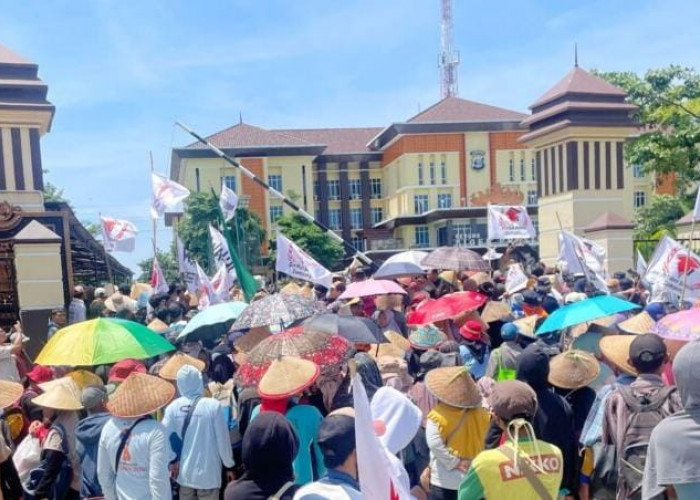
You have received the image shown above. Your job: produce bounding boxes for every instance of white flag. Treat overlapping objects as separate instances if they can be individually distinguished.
[505,263,528,294]
[195,262,218,310]
[693,188,700,221]
[209,225,238,287]
[636,250,648,278]
[150,256,169,294]
[100,217,137,252]
[176,237,199,293]
[645,236,700,303]
[487,205,536,241]
[151,172,190,219]
[220,183,239,222]
[276,233,332,289]
[210,263,231,302]
[558,230,609,293]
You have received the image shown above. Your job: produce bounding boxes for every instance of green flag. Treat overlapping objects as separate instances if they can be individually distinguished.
[222,215,259,302]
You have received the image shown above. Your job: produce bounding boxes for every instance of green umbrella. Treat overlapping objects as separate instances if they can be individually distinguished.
[177,302,248,342]
[35,318,175,366]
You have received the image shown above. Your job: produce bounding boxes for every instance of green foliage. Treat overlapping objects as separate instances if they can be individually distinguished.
[81,220,101,238]
[634,194,687,239]
[273,213,345,270]
[43,182,72,206]
[596,66,700,191]
[137,249,179,283]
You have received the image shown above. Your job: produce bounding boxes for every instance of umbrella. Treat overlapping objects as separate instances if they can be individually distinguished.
[234,326,351,387]
[231,293,324,331]
[536,295,640,335]
[303,313,386,344]
[338,279,406,299]
[373,251,429,279]
[177,302,248,342]
[407,291,488,325]
[653,309,700,342]
[482,248,503,261]
[35,318,174,366]
[421,247,490,272]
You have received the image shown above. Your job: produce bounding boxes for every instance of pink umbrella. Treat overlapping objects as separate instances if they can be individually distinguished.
[338,279,406,299]
[653,308,700,342]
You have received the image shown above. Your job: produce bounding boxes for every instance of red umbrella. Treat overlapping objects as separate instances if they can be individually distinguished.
[407,291,488,325]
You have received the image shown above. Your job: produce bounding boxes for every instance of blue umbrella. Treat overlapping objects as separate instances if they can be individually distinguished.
[177,302,248,342]
[536,295,640,335]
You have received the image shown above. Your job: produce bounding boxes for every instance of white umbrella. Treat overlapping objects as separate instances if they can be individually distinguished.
[482,248,503,261]
[373,250,430,279]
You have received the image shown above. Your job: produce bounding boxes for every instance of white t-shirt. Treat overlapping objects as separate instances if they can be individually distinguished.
[0,346,20,382]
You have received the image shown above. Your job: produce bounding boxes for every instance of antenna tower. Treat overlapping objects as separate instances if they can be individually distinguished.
[439,0,459,98]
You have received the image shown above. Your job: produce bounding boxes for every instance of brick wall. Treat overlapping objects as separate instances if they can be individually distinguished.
[240,157,267,232]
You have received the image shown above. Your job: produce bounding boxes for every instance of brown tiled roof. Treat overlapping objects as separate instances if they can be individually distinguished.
[531,67,626,109]
[189,123,316,149]
[521,100,638,127]
[0,43,31,65]
[273,127,383,154]
[676,211,695,226]
[407,96,527,123]
[584,211,634,233]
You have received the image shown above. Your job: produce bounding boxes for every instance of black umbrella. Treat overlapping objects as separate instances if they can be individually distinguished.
[303,313,387,344]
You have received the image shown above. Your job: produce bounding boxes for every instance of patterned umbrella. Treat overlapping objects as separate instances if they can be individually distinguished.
[234,326,351,387]
[231,293,325,331]
[653,308,700,342]
[421,247,490,272]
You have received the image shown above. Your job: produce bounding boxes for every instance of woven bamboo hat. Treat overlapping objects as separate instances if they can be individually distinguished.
[599,334,637,376]
[618,312,656,335]
[513,315,539,338]
[108,373,175,418]
[147,318,170,333]
[257,356,320,399]
[234,327,271,353]
[548,350,601,389]
[40,370,103,393]
[33,378,84,411]
[481,301,512,323]
[371,330,408,359]
[158,353,206,381]
[384,330,410,352]
[0,380,23,409]
[425,366,482,409]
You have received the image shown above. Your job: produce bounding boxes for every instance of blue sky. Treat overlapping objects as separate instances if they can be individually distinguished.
[1,0,699,273]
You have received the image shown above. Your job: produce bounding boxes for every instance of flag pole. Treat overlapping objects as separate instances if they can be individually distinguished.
[150,151,158,258]
[98,213,114,286]
[679,217,697,308]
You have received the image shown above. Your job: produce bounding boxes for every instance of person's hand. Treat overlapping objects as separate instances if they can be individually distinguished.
[456,459,471,473]
[169,463,179,479]
[12,321,21,333]
[225,469,235,483]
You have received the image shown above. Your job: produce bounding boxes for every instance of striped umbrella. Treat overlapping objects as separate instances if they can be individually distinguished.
[421,247,490,272]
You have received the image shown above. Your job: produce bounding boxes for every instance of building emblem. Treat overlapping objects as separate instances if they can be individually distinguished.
[470,150,486,170]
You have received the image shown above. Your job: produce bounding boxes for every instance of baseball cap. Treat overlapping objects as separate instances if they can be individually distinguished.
[317,414,356,468]
[488,380,538,421]
[629,334,667,372]
[501,322,519,341]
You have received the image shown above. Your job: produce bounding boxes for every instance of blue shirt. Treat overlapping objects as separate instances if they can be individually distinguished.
[459,345,490,379]
[294,470,362,500]
[580,374,635,446]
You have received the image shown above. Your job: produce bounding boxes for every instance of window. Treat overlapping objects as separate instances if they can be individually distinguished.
[222,176,237,191]
[440,156,447,184]
[418,159,425,186]
[520,157,526,181]
[352,235,365,252]
[370,178,382,199]
[531,158,536,181]
[268,174,282,192]
[371,207,384,225]
[313,181,319,201]
[414,226,430,248]
[349,179,362,200]
[527,190,538,206]
[634,191,647,208]
[508,156,515,182]
[350,208,362,229]
[269,205,283,223]
[414,194,429,214]
[327,180,340,200]
[437,193,452,209]
[328,209,342,229]
[429,156,436,185]
[633,164,645,178]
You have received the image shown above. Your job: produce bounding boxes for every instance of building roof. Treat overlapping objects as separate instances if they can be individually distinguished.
[407,96,527,123]
[676,211,695,227]
[189,122,316,149]
[273,127,383,155]
[531,67,627,109]
[0,43,32,65]
[583,211,634,233]
[13,220,61,242]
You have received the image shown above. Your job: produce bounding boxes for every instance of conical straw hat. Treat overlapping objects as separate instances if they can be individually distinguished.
[158,353,206,381]
[147,318,170,333]
[234,327,271,353]
[425,366,482,409]
[618,312,655,335]
[40,370,103,393]
[108,373,175,418]
[548,350,601,389]
[257,356,320,399]
[0,380,23,409]
[481,301,512,323]
[384,330,410,353]
[599,334,638,376]
[513,315,539,338]
[33,378,84,410]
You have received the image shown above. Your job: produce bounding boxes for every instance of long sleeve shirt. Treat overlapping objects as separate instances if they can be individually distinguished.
[97,417,171,500]
[426,419,465,491]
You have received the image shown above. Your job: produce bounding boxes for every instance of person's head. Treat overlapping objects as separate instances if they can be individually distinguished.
[629,333,668,375]
[427,269,439,282]
[531,264,545,278]
[489,380,538,430]
[516,343,550,390]
[73,285,84,300]
[501,322,519,342]
[317,410,357,477]
[242,411,299,478]
[176,364,204,399]
[672,340,700,410]
[352,269,366,282]
[644,302,666,322]
[51,307,67,326]
[374,309,390,328]
[461,278,478,292]
[94,287,106,299]
[118,283,131,296]
[81,385,108,414]
[350,301,364,317]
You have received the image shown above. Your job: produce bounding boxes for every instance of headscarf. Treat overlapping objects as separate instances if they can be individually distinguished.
[355,352,382,400]
[371,387,421,454]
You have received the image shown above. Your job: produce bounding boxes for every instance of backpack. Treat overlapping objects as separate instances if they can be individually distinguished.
[617,385,675,498]
[24,424,73,500]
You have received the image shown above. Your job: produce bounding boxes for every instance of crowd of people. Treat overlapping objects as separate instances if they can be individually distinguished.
[0,261,696,500]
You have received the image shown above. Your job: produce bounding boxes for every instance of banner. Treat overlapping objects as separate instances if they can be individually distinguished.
[558,230,608,293]
[693,188,700,222]
[645,236,700,303]
[220,183,239,222]
[209,225,238,289]
[210,263,231,302]
[195,262,217,310]
[487,205,536,241]
[636,249,648,278]
[505,263,528,294]
[276,233,332,289]
[150,256,169,294]
[100,216,137,252]
[151,172,190,218]
[176,237,199,293]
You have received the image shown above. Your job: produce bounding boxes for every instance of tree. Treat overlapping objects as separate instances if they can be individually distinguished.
[597,66,700,192]
[81,220,101,238]
[273,213,345,270]
[43,181,73,207]
[634,194,688,257]
[137,249,179,283]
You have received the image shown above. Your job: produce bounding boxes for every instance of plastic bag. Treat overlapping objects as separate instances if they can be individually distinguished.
[13,434,41,485]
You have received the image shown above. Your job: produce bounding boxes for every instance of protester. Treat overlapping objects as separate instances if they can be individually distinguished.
[68,285,86,324]
[88,287,107,319]
[47,307,67,339]
[75,385,110,499]
[0,322,23,382]
[548,350,599,437]
[0,379,25,498]
[457,320,491,379]
[484,322,523,381]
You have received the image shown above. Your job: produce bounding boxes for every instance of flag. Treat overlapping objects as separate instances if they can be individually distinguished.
[645,236,700,303]
[151,172,190,219]
[176,237,199,293]
[150,256,169,294]
[210,263,231,302]
[276,233,332,289]
[505,263,528,294]
[487,205,536,241]
[209,225,238,288]
[195,262,217,309]
[219,183,239,222]
[558,230,609,293]
[693,188,700,221]
[100,217,137,252]
[636,249,648,277]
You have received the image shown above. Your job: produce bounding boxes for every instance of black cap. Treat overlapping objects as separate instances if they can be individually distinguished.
[522,290,541,306]
[317,414,356,468]
[629,334,667,373]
